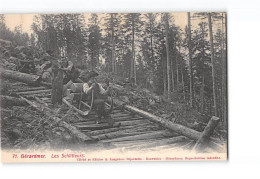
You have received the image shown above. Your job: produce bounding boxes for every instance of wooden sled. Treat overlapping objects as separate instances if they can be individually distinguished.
[62,88,114,117]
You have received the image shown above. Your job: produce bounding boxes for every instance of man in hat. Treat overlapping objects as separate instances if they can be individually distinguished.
[60,57,83,84]
[82,71,113,125]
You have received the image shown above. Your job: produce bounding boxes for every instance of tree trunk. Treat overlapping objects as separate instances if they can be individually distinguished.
[164,13,171,100]
[111,14,115,73]
[187,12,194,107]
[16,89,51,96]
[1,68,41,86]
[51,68,63,105]
[131,18,136,84]
[221,13,227,124]
[193,116,220,152]
[208,13,218,117]
[181,62,186,100]
[0,95,27,107]
[103,130,178,143]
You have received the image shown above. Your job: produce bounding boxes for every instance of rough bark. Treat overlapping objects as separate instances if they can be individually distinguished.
[51,69,63,104]
[10,86,46,93]
[221,12,227,124]
[164,13,171,100]
[193,116,220,152]
[208,13,218,116]
[111,14,116,73]
[129,136,188,149]
[0,95,27,107]
[131,17,136,84]
[93,126,160,140]
[1,68,41,86]
[103,130,178,143]
[187,12,194,107]
[16,89,51,96]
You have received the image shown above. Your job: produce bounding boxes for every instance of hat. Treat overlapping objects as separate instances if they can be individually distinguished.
[88,70,99,79]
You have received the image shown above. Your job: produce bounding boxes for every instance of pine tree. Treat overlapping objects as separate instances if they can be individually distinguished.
[123,13,143,84]
[187,12,194,107]
[103,13,121,73]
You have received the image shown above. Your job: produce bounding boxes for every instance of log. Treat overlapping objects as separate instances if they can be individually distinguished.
[9,56,30,64]
[75,119,149,130]
[0,95,27,107]
[75,122,122,131]
[127,136,188,149]
[112,99,223,151]
[1,68,41,86]
[85,123,155,136]
[192,116,220,152]
[103,130,179,143]
[10,86,46,93]
[16,89,51,96]
[40,81,52,88]
[20,96,97,143]
[94,126,162,140]
[97,131,147,141]
[74,116,144,126]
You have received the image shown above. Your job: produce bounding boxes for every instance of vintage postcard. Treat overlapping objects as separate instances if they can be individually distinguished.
[0,12,227,163]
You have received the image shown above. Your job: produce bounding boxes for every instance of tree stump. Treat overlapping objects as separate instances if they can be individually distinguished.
[51,68,63,105]
[192,116,220,152]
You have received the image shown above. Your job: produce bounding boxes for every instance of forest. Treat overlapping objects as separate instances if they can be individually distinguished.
[0,12,227,152]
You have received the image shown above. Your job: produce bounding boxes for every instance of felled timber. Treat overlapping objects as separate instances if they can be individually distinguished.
[40,81,52,88]
[75,122,122,131]
[192,116,220,152]
[112,99,223,151]
[20,96,97,143]
[76,118,151,131]
[73,116,143,126]
[0,95,27,107]
[85,122,157,136]
[94,127,163,140]
[97,131,148,141]
[16,89,51,96]
[126,136,188,150]
[1,68,41,86]
[103,130,179,143]
[10,86,46,93]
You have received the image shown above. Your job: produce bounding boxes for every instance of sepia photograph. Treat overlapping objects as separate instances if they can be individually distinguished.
[0,12,227,162]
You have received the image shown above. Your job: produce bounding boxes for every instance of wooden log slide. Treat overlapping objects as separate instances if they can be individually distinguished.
[62,98,91,116]
[125,136,189,150]
[20,96,98,143]
[1,68,41,86]
[112,99,224,152]
[102,130,179,143]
